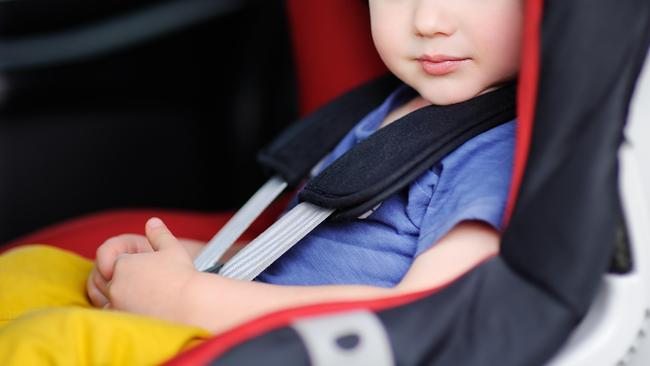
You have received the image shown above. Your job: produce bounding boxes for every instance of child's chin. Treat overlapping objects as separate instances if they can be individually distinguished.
[420,89,479,106]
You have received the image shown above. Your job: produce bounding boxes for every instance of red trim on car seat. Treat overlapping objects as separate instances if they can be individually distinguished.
[503,0,543,226]
[165,254,497,366]
[0,210,231,258]
[165,291,428,366]
[286,0,388,116]
[169,295,426,365]
[0,196,291,258]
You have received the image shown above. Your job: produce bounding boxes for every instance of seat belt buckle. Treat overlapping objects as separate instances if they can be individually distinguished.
[203,263,225,274]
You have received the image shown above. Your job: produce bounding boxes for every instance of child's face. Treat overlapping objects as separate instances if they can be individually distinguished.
[369,0,523,105]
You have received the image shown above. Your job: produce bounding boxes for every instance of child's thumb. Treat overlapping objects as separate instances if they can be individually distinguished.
[145,217,180,251]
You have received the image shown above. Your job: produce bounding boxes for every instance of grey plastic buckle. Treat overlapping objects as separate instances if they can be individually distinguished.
[292,310,395,366]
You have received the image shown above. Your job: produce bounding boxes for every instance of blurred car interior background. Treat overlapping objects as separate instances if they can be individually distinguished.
[0,0,297,244]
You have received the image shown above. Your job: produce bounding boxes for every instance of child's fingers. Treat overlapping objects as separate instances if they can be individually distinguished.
[96,244,119,280]
[92,266,111,298]
[96,234,153,279]
[145,217,180,251]
[87,267,110,307]
[87,284,108,308]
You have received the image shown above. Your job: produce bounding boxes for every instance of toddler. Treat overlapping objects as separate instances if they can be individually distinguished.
[0,0,523,364]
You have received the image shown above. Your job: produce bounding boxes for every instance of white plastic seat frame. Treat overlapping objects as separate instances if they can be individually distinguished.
[547,48,650,366]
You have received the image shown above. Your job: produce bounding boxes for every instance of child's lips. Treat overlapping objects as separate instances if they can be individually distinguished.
[417,55,470,76]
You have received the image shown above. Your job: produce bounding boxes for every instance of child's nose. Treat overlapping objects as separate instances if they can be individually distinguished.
[412,0,456,38]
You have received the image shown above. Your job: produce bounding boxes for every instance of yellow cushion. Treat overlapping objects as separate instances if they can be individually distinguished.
[0,245,210,365]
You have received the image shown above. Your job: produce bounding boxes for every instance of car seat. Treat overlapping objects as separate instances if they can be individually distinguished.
[4,0,650,365]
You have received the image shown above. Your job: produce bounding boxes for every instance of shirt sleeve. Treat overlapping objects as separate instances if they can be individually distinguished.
[415,121,515,257]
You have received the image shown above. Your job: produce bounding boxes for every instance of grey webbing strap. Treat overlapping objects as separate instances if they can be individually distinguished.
[193,176,287,272]
[218,202,334,281]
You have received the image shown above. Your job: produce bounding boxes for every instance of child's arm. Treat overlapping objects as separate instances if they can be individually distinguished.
[103,218,498,334]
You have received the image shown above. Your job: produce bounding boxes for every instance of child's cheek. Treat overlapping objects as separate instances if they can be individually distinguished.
[371,22,407,72]
[487,30,522,77]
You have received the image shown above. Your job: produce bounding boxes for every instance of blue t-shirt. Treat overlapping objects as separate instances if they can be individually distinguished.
[257,84,515,288]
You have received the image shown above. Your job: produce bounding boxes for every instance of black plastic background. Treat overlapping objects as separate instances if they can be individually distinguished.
[0,0,296,244]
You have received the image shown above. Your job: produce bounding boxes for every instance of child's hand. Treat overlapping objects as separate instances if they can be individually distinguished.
[104,218,199,323]
[87,234,154,308]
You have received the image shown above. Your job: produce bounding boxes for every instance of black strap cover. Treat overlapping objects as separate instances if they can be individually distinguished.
[257,74,402,187]
[299,83,516,221]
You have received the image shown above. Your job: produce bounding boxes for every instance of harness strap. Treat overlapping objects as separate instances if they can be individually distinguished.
[212,84,516,280]
[257,74,401,187]
[218,203,334,280]
[194,176,287,271]
[300,83,517,220]
[194,75,399,270]
[195,78,516,280]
